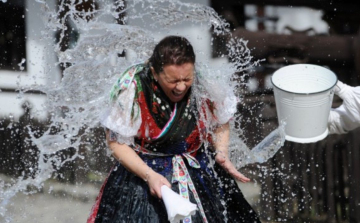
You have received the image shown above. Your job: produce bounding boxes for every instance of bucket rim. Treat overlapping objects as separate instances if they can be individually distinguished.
[271,64,338,95]
[285,128,329,143]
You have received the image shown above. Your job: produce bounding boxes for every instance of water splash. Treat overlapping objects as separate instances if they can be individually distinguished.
[17,58,26,71]
[0,0,285,221]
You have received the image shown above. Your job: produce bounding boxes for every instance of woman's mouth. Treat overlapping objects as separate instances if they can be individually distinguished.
[172,91,183,97]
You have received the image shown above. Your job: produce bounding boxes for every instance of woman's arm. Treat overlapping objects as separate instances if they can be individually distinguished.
[106,131,171,198]
[213,123,250,183]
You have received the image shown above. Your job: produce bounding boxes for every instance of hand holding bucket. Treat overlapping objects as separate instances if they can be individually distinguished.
[271,64,337,143]
[328,81,360,134]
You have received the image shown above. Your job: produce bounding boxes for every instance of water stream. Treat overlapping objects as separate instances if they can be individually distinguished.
[0,0,286,221]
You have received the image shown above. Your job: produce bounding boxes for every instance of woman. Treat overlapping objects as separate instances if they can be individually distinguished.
[87,36,261,223]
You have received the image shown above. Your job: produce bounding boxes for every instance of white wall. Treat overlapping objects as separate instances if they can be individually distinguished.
[0,0,61,121]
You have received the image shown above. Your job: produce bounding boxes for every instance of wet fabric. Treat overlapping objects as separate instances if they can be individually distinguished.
[88,64,261,223]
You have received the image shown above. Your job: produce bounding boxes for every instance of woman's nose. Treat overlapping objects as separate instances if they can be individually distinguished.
[175,81,186,91]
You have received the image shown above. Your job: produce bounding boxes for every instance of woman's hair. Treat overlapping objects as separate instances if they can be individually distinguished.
[149,36,195,74]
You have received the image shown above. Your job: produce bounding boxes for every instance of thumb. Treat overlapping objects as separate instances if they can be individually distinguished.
[164,179,171,188]
[333,80,350,99]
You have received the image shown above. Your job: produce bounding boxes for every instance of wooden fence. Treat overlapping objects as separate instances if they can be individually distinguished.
[239,92,360,223]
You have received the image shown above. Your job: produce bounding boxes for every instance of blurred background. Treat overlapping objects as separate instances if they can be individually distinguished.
[1,0,360,222]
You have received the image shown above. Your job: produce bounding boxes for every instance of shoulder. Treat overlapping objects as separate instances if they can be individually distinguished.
[110,63,148,101]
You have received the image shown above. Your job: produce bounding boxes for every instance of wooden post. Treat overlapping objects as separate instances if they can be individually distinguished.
[349,128,360,222]
[325,139,337,222]
[354,27,360,84]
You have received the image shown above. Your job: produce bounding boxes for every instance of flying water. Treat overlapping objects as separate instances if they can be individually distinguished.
[0,0,286,221]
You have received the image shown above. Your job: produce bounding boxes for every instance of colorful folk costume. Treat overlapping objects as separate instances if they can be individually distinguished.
[87,63,261,223]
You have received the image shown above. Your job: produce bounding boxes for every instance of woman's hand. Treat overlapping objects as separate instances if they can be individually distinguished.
[106,136,171,199]
[215,151,250,183]
[146,169,171,199]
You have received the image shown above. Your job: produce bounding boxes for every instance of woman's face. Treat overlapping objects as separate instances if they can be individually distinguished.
[151,62,194,103]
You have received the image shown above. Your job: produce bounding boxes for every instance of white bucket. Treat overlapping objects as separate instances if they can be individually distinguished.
[271,64,337,143]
